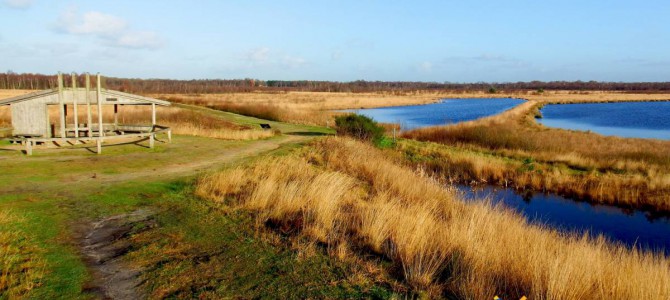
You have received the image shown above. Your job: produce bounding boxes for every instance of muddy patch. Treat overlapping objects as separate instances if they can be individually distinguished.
[75,209,156,300]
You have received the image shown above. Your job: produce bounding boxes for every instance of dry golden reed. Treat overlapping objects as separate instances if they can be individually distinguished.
[197,137,670,299]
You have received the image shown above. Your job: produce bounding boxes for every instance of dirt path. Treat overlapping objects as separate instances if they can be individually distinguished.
[0,132,318,299]
[92,134,309,184]
[0,134,313,196]
[69,134,313,299]
[75,209,156,300]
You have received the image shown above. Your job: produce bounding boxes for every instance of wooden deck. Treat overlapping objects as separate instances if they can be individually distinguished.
[2,124,171,155]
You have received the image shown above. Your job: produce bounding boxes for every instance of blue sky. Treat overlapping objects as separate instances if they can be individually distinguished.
[1,0,668,82]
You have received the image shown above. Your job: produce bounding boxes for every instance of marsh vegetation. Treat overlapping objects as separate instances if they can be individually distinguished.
[402,100,670,212]
[2,87,670,299]
[197,137,670,299]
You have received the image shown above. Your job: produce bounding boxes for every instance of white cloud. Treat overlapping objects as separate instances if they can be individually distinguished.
[54,7,164,50]
[115,31,164,49]
[3,0,32,9]
[418,61,432,72]
[282,55,307,68]
[59,10,126,37]
[246,47,270,63]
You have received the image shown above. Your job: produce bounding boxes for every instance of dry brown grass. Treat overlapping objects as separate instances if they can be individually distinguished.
[116,106,276,140]
[0,211,44,298]
[402,98,670,211]
[152,91,444,110]
[0,103,275,140]
[0,106,9,127]
[197,137,670,298]
[0,89,32,100]
[152,91,451,126]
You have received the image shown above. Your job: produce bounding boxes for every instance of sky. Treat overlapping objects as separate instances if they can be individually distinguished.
[0,0,669,82]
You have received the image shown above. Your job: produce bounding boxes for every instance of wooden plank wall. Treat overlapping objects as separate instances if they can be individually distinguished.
[11,99,49,136]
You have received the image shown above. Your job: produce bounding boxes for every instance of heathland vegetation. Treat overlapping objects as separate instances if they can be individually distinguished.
[3,83,670,298]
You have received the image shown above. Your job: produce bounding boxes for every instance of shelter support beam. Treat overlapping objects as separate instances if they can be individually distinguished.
[72,73,79,139]
[58,72,65,139]
[25,140,32,156]
[86,73,92,137]
[96,73,104,137]
[114,104,118,129]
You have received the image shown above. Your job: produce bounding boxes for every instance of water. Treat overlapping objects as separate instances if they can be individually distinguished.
[458,185,670,254]
[345,98,525,130]
[538,101,670,140]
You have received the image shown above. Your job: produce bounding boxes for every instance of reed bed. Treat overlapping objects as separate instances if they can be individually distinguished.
[197,137,670,299]
[164,96,336,126]
[402,100,670,211]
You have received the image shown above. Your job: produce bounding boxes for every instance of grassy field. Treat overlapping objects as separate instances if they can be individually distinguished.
[0,104,397,298]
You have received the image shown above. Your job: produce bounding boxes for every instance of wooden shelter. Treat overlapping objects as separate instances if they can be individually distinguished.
[0,72,172,155]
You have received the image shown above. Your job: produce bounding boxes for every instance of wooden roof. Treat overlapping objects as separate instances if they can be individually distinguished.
[0,89,171,106]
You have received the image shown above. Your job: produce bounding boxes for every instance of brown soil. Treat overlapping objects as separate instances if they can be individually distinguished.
[74,209,156,300]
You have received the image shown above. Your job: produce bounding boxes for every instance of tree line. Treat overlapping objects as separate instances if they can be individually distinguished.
[3,72,670,94]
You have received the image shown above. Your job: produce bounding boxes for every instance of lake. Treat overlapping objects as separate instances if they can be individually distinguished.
[458,185,670,254]
[538,101,670,140]
[345,98,525,130]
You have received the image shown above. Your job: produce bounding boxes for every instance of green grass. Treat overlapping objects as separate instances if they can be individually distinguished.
[1,193,90,299]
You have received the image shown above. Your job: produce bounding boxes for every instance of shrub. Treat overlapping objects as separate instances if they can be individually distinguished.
[488,87,497,94]
[335,114,384,144]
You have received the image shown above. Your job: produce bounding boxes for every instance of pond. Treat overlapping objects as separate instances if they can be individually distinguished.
[538,101,670,140]
[344,98,525,130]
[458,185,670,254]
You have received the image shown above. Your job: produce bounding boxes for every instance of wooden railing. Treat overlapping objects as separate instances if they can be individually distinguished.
[2,124,171,155]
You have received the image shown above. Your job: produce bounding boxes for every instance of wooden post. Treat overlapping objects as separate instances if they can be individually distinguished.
[167,129,172,143]
[58,72,65,139]
[114,104,118,129]
[151,103,156,125]
[96,73,103,154]
[71,72,79,139]
[45,104,50,138]
[151,103,156,148]
[96,73,104,137]
[86,73,92,137]
[25,140,32,156]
